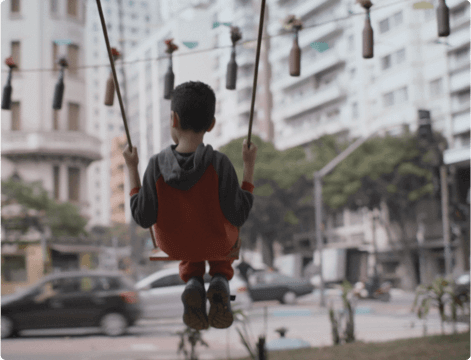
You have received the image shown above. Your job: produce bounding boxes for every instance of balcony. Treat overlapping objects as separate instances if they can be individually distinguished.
[444,146,470,165]
[272,47,345,92]
[447,27,470,50]
[449,68,470,93]
[2,131,102,164]
[452,111,471,134]
[451,95,470,114]
[276,113,346,150]
[276,80,347,120]
[270,21,341,63]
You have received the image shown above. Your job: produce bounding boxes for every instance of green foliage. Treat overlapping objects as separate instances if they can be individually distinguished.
[328,280,356,345]
[2,178,88,237]
[411,276,467,335]
[218,134,344,251]
[175,325,210,360]
[323,134,441,217]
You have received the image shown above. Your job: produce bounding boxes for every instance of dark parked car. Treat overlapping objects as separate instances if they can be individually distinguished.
[247,270,314,304]
[1,270,141,338]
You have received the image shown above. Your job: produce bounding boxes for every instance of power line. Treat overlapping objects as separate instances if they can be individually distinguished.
[2,0,419,73]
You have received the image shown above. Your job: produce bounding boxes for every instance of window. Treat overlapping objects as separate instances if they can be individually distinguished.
[381,54,392,70]
[67,44,79,76]
[348,34,354,51]
[53,166,60,200]
[452,5,467,20]
[396,87,408,103]
[455,46,470,62]
[352,102,358,119]
[53,110,59,130]
[11,0,20,13]
[457,90,470,104]
[68,103,80,131]
[396,48,405,64]
[11,41,20,70]
[393,11,403,26]
[379,18,389,33]
[333,211,344,228]
[2,255,27,282]
[68,167,80,201]
[50,0,58,14]
[383,92,394,107]
[430,78,443,97]
[11,102,21,130]
[67,0,78,17]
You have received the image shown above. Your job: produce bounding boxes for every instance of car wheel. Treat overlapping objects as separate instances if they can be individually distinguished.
[1,316,14,339]
[281,291,297,305]
[100,313,128,337]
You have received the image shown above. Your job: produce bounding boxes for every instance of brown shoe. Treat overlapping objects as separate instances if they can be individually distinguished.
[181,276,209,330]
[207,274,233,329]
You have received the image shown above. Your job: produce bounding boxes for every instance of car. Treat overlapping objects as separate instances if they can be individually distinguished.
[1,270,141,339]
[454,272,470,303]
[135,264,253,320]
[247,270,314,304]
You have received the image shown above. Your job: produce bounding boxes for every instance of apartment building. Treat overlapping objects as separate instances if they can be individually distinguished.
[84,0,160,227]
[110,133,127,224]
[266,0,469,288]
[1,0,101,217]
[1,0,102,290]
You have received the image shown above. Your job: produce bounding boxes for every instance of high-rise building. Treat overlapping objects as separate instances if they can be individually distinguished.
[84,0,161,227]
[1,0,101,222]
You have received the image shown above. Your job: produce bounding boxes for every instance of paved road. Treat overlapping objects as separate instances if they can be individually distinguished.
[2,289,469,360]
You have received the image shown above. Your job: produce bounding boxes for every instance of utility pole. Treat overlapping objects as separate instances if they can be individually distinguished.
[440,164,452,277]
[260,2,274,142]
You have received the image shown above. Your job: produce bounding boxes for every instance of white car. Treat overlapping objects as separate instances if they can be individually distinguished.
[135,264,253,320]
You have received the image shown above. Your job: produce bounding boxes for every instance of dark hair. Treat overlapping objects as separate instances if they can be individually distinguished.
[171,81,216,133]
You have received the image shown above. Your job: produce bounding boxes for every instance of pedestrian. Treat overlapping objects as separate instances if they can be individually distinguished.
[236,254,255,284]
[123,81,258,331]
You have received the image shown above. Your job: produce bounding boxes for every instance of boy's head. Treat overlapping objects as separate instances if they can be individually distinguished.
[171,81,216,133]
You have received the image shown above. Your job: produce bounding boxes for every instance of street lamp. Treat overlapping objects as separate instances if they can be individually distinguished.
[416,212,427,284]
[416,109,452,278]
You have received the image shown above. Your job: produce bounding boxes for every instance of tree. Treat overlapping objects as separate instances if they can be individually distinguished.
[1,177,88,238]
[322,132,447,289]
[219,134,349,267]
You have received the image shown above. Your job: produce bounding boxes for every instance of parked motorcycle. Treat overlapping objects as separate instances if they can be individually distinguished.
[353,275,392,302]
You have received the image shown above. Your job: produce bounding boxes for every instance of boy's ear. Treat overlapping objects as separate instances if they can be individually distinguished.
[207,118,216,132]
[171,111,179,128]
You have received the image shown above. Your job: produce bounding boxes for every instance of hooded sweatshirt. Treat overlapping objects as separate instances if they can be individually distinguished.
[129,143,254,261]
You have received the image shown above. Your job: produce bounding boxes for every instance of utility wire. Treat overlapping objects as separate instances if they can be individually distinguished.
[2,0,417,73]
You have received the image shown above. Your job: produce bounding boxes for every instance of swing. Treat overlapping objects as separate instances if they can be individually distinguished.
[96,0,266,262]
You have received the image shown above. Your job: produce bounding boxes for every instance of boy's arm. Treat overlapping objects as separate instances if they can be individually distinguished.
[129,157,159,228]
[127,166,141,191]
[216,153,254,227]
[243,163,254,186]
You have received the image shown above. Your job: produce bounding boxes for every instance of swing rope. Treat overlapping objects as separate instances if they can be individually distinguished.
[96,0,266,260]
[96,0,158,249]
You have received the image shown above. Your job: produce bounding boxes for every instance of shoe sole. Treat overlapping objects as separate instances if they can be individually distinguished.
[207,282,233,329]
[182,286,209,330]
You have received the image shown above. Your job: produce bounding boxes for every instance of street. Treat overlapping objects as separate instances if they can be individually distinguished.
[2,289,469,360]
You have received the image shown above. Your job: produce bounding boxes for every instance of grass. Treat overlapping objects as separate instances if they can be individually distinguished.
[216,331,470,360]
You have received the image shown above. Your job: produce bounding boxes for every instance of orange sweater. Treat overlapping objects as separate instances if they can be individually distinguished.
[130,143,254,261]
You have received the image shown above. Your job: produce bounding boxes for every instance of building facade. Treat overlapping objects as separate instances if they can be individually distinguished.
[84,0,161,227]
[1,0,101,218]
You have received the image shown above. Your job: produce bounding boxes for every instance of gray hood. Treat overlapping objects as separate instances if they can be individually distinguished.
[157,143,214,191]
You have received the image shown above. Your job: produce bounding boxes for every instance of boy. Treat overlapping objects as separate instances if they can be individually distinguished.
[123,81,257,330]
